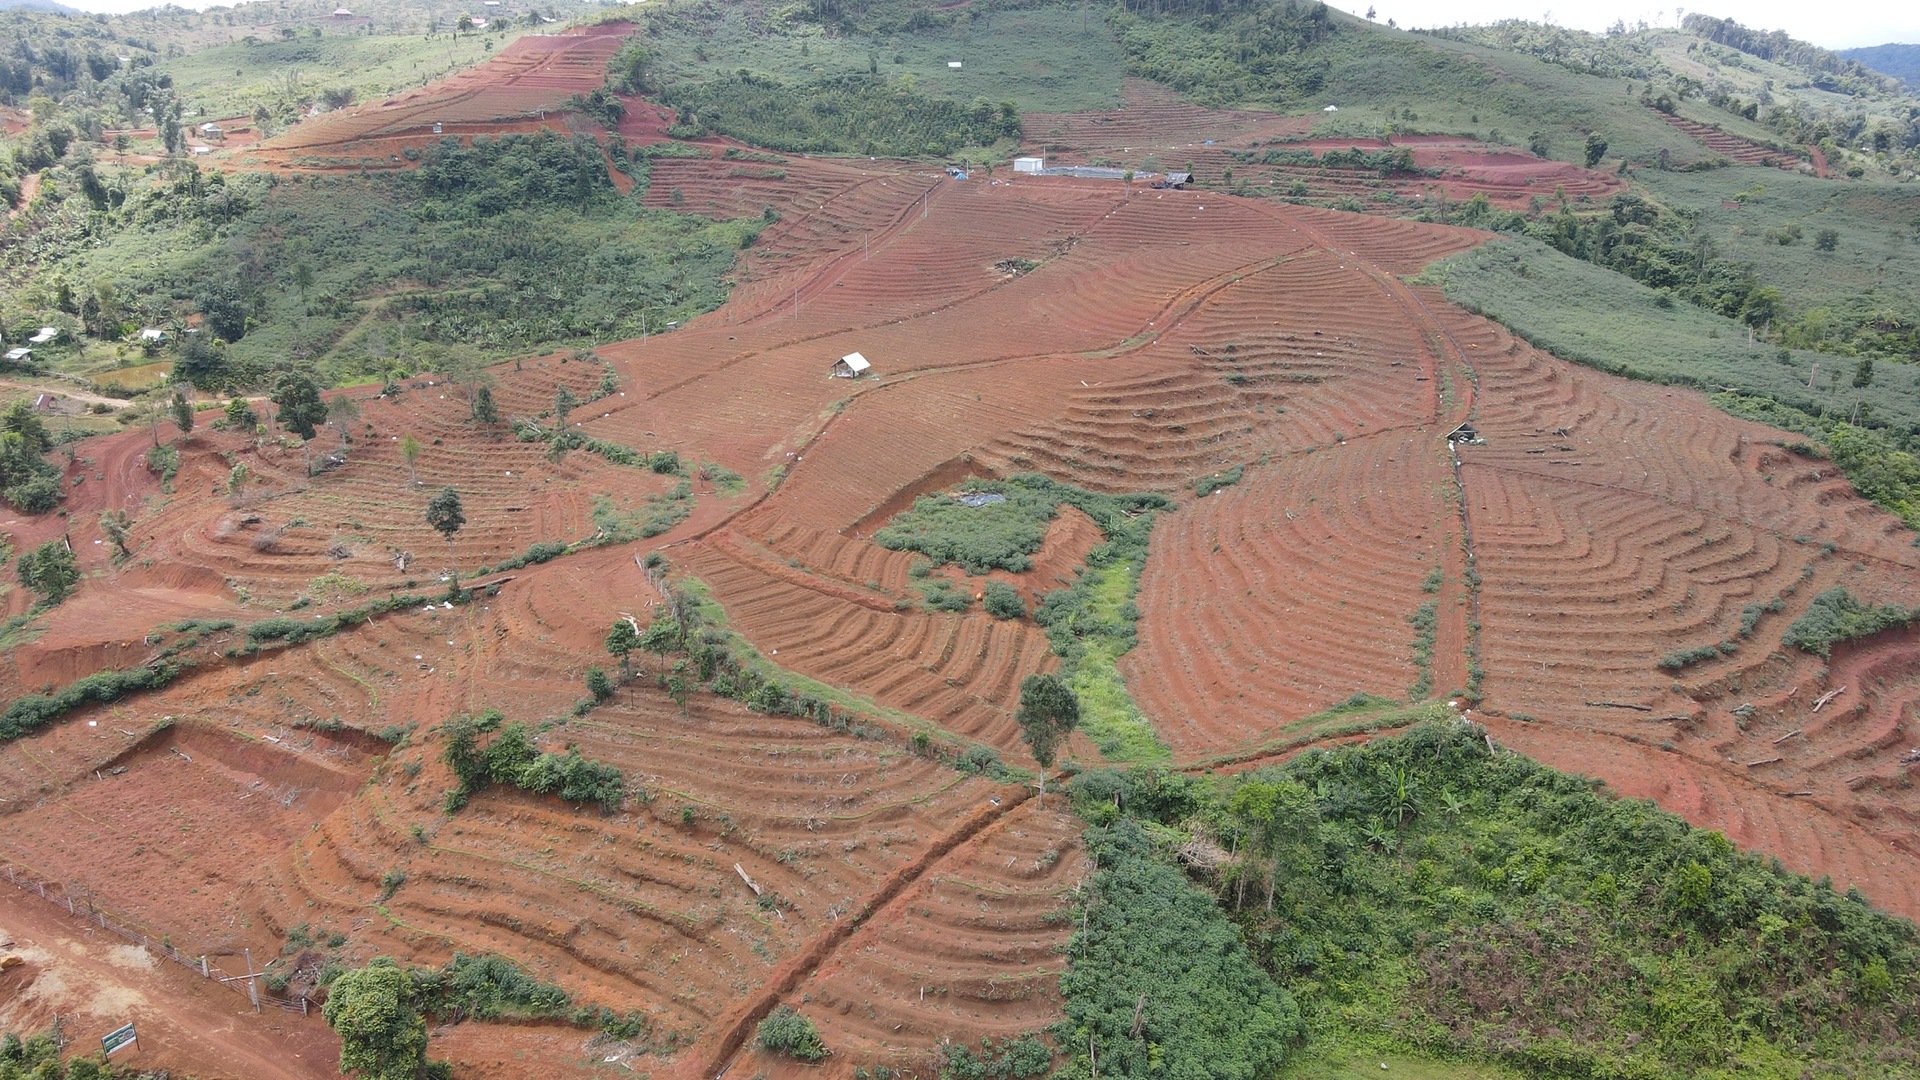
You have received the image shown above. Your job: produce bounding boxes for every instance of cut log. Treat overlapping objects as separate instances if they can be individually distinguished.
[1812,687,1846,712]
[733,863,761,897]
[1771,729,1803,744]
[1745,756,1783,768]
[1586,701,1653,712]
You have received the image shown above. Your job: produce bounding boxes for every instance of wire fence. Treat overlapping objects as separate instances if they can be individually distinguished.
[0,860,312,1016]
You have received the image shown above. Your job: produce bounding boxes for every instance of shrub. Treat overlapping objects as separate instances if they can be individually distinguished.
[585,667,614,701]
[756,1005,827,1062]
[16,540,78,604]
[982,581,1026,620]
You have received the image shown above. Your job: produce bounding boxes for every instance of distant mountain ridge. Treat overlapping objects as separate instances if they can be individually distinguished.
[0,0,82,11]
[1840,43,1920,85]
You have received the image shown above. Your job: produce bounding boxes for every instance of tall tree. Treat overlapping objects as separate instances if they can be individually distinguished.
[136,387,172,448]
[169,389,195,435]
[471,384,498,425]
[1584,131,1609,168]
[99,509,132,560]
[426,486,465,578]
[327,394,361,446]
[1016,673,1079,801]
[271,372,328,474]
[271,372,327,439]
[605,618,640,679]
[16,540,78,604]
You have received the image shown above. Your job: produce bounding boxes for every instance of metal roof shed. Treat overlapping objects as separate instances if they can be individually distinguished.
[832,352,871,377]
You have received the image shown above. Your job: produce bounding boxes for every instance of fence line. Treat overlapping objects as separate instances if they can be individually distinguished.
[0,861,312,1016]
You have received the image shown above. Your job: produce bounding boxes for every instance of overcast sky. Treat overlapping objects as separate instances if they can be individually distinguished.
[1328,2,1915,50]
[42,0,1919,50]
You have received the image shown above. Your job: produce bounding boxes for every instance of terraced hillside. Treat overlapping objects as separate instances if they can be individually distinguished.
[4,81,1920,1080]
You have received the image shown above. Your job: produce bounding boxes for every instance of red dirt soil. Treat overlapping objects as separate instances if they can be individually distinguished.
[1026,82,1624,211]
[240,23,633,171]
[7,90,1920,1077]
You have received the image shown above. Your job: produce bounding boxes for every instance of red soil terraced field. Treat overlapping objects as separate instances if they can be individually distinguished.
[9,102,1920,1076]
[1025,81,1621,211]
[240,23,634,170]
[1651,109,1817,173]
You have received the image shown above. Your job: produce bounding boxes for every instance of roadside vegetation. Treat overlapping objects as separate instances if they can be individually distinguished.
[1062,721,1920,1078]
[322,952,655,1080]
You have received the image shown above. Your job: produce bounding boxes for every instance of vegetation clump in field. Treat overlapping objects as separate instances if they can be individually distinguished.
[878,475,1158,574]
[661,73,1018,157]
[1782,588,1917,657]
[756,1005,828,1062]
[321,953,651,1065]
[1055,818,1302,1080]
[441,710,627,812]
[1066,721,1920,1077]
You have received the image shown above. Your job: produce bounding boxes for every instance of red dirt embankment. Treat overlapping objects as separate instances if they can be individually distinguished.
[242,23,632,170]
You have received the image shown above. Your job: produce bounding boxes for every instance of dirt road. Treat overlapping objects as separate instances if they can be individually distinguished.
[0,891,336,1079]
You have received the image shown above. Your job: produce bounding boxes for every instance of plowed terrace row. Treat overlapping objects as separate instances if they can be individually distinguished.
[3,130,1917,1079]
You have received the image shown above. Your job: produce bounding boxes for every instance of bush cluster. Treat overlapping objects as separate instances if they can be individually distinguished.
[441,711,626,812]
[755,1005,828,1062]
[1782,587,1916,656]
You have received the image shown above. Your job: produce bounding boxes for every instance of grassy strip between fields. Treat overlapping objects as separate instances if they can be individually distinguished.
[1064,560,1168,764]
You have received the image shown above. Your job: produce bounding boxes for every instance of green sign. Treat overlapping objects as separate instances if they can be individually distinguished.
[101,1023,137,1056]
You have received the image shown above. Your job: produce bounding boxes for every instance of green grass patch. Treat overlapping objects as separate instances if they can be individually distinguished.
[1066,560,1168,764]
[1632,169,1920,358]
[1280,1045,1521,1080]
[1111,6,1706,167]
[160,28,544,125]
